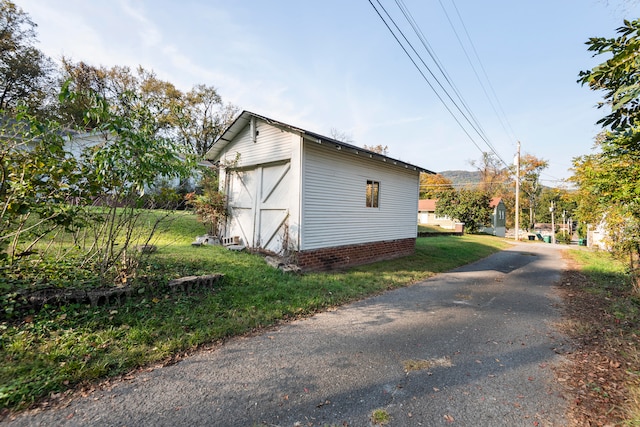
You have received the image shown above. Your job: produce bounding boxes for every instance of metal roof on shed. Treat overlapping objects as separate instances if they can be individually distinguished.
[205,110,435,174]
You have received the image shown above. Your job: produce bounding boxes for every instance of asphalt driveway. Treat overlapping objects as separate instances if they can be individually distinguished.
[6,242,569,426]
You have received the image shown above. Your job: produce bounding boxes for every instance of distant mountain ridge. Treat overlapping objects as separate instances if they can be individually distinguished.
[438,170,482,187]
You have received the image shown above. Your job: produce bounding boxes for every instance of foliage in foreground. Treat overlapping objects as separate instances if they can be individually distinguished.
[0,0,238,293]
[574,19,640,291]
[0,232,507,412]
[1,85,196,288]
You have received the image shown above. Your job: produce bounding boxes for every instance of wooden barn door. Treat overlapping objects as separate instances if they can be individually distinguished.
[226,162,291,253]
[225,169,257,248]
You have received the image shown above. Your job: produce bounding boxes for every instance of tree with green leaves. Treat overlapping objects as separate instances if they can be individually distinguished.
[1,83,196,286]
[519,153,548,229]
[64,83,195,282]
[0,0,54,116]
[535,187,576,226]
[468,151,517,229]
[578,19,640,130]
[57,60,237,157]
[56,60,183,133]
[572,128,640,257]
[0,107,86,264]
[435,188,491,234]
[575,18,640,291]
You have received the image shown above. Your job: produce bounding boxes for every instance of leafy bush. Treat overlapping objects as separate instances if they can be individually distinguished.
[435,189,491,234]
[1,85,197,290]
[555,231,572,244]
[146,185,184,210]
[185,168,227,236]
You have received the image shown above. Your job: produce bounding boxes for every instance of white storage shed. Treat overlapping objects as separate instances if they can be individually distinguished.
[205,111,434,270]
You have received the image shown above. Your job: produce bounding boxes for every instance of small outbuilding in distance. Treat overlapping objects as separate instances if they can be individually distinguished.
[205,111,434,270]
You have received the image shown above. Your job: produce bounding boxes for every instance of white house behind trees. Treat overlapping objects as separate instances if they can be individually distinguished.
[205,111,434,270]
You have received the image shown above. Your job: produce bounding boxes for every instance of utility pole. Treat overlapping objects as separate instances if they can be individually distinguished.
[514,141,520,241]
[550,201,556,244]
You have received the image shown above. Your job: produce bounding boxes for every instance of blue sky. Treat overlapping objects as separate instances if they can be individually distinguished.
[16,0,640,186]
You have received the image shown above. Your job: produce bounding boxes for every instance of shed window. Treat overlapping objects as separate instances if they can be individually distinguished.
[366,180,379,208]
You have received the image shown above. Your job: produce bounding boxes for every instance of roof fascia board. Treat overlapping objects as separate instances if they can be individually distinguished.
[207,110,435,174]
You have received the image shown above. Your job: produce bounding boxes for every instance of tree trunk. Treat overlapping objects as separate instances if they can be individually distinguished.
[529,207,534,230]
[634,248,640,295]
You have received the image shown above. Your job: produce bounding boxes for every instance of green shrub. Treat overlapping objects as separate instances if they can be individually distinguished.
[555,232,572,244]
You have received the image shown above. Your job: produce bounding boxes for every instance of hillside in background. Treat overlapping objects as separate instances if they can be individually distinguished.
[438,170,482,188]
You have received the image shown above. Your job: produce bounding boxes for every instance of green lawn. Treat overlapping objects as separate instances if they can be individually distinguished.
[418,224,451,233]
[0,212,508,412]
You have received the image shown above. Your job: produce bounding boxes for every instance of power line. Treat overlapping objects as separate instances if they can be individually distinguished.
[437,0,506,160]
[368,0,511,169]
[394,0,492,146]
[367,0,486,155]
[420,181,511,188]
[442,0,518,144]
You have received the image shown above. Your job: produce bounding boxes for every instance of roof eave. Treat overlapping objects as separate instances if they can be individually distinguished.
[205,110,435,174]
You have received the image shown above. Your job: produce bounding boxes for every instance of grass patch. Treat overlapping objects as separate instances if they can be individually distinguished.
[0,213,507,412]
[371,408,391,425]
[418,224,445,233]
[568,248,628,287]
[560,249,640,426]
[2,209,210,293]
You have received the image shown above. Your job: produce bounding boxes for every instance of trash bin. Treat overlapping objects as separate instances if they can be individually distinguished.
[543,235,551,243]
[579,238,587,246]
[528,235,535,241]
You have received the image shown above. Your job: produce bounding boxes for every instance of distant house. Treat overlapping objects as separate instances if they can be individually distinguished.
[205,110,434,270]
[587,222,607,249]
[479,197,506,237]
[4,117,204,198]
[63,131,206,193]
[419,196,505,236]
[417,199,459,230]
[584,213,611,250]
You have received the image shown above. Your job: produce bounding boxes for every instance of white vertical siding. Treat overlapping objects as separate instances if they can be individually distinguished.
[287,136,303,251]
[65,132,104,159]
[217,120,292,167]
[301,141,419,251]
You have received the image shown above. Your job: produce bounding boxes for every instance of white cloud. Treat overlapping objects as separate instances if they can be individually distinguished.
[18,1,103,62]
[118,0,162,47]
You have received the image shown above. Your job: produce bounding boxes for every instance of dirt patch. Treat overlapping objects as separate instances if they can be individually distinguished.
[555,253,640,426]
